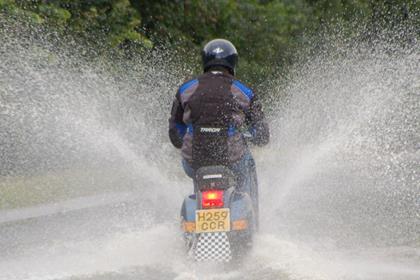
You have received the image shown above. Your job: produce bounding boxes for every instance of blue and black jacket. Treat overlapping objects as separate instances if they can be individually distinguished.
[169,70,269,165]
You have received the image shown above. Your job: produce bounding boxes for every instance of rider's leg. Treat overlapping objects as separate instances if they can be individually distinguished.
[231,153,250,192]
[182,159,199,192]
[247,156,259,229]
[231,152,259,228]
[182,159,195,178]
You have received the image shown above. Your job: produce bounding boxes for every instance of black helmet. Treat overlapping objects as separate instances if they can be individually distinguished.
[202,39,238,75]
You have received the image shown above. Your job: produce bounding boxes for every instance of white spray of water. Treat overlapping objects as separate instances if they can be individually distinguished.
[0,19,419,280]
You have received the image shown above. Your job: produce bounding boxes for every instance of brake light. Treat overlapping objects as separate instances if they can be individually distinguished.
[201,190,224,208]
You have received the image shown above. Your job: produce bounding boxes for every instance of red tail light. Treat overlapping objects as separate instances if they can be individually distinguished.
[201,190,224,208]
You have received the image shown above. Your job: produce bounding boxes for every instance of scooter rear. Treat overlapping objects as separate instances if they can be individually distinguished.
[180,165,256,262]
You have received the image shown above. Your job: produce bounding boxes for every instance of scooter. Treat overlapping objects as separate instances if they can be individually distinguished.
[180,165,256,262]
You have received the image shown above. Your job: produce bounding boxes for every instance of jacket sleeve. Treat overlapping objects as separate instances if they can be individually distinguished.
[246,93,270,146]
[168,92,186,149]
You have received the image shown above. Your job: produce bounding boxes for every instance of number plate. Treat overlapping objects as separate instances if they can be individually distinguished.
[195,208,230,233]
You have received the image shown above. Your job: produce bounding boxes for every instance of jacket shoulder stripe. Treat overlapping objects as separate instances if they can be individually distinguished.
[179,79,199,95]
[232,80,254,100]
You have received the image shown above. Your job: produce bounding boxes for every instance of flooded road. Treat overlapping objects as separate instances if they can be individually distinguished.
[1,17,419,280]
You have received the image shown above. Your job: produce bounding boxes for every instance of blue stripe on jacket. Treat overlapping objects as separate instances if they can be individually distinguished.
[233,80,254,100]
[179,79,198,95]
[175,123,187,137]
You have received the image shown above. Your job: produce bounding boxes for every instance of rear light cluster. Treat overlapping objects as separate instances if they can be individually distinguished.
[201,190,224,208]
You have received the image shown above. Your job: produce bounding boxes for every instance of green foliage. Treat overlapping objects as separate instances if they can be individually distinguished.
[1,0,152,49]
[0,0,44,23]
[133,0,311,83]
[1,0,418,85]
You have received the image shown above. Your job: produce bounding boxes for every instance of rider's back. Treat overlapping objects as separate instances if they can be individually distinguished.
[169,38,269,170]
[170,70,269,168]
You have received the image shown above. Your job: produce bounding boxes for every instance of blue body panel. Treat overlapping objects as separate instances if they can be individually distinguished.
[183,194,198,221]
[230,193,253,221]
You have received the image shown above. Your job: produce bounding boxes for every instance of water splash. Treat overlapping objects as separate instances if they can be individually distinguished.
[260,32,419,247]
[0,17,419,280]
[254,27,419,279]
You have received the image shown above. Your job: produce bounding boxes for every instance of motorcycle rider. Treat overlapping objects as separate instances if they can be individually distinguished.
[168,39,269,219]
